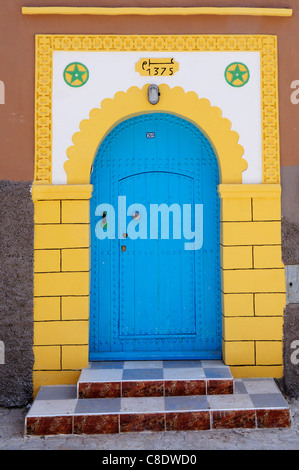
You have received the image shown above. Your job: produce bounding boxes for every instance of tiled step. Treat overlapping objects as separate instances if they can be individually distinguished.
[77,360,234,398]
[25,378,290,435]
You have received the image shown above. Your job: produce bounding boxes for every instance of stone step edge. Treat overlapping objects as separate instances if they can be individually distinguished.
[25,406,291,435]
[77,378,234,398]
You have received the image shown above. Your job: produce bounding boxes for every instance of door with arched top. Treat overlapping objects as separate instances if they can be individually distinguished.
[90,113,221,360]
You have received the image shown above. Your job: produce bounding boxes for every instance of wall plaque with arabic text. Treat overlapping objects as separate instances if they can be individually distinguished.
[135,58,179,76]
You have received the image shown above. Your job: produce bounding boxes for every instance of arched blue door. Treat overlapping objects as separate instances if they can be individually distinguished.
[90,113,221,360]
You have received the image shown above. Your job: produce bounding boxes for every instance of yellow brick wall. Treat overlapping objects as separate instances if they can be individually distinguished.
[219,184,286,378]
[32,183,286,393]
[32,185,92,395]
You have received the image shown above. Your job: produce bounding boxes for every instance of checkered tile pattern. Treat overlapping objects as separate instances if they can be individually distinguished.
[26,357,291,435]
[79,360,233,382]
[28,378,288,417]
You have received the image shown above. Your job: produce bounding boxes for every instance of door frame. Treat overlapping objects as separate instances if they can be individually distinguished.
[89,112,222,361]
[31,36,284,392]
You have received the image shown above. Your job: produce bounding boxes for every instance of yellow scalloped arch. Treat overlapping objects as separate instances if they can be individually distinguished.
[65,84,247,184]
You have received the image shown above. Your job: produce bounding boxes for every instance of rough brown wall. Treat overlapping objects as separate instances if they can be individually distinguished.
[281,167,299,228]
[282,218,299,266]
[280,218,299,397]
[0,181,34,407]
[280,166,299,397]
[281,304,299,397]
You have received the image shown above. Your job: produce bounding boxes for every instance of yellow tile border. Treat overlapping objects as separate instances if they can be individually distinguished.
[23,7,293,17]
[35,34,280,184]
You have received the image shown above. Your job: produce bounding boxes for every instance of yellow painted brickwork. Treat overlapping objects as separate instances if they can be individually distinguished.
[62,296,89,320]
[62,345,89,369]
[220,198,252,222]
[253,198,281,221]
[34,200,60,224]
[219,184,285,378]
[255,341,283,365]
[34,249,60,273]
[34,320,89,345]
[230,366,283,378]
[35,224,90,249]
[61,248,90,271]
[33,346,61,370]
[62,200,90,223]
[255,293,286,316]
[33,371,81,394]
[221,246,252,269]
[221,221,281,245]
[223,317,283,341]
[222,268,285,293]
[253,245,284,269]
[32,180,285,392]
[34,297,60,321]
[223,341,255,365]
[222,294,254,317]
[32,184,92,396]
[35,272,90,296]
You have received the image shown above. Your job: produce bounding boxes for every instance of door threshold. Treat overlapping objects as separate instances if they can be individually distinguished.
[89,351,222,361]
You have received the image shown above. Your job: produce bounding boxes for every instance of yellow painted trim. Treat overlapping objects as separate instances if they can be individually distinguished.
[65,84,246,184]
[35,34,280,184]
[32,183,93,201]
[218,184,281,198]
[23,7,293,17]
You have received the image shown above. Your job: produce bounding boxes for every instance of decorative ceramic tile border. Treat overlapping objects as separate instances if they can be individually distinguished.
[35,35,280,184]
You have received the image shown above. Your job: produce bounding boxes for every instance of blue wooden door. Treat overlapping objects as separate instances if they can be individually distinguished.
[90,113,221,360]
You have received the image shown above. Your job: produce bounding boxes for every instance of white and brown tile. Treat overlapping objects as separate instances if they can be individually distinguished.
[78,360,234,399]
[25,376,291,435]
